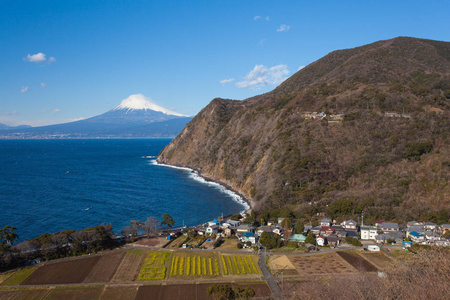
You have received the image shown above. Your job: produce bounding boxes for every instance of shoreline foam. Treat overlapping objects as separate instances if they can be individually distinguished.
[150,159,251,214]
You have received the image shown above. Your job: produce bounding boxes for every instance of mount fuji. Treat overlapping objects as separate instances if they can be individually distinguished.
[0,94,192,138]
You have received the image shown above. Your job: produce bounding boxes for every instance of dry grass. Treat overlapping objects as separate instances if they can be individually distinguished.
[289,252,355,276]
[283,248,450,300]
[268,255,298,276]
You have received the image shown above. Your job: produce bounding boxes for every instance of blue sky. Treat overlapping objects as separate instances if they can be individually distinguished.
[1,0,449,126]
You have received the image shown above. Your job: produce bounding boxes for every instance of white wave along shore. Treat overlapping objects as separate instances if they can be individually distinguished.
[149,159,250,213]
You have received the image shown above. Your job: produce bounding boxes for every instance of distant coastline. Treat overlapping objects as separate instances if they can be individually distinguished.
[152,160,251,214]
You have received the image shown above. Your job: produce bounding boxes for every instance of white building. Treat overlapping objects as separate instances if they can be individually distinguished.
[361,226,378,240]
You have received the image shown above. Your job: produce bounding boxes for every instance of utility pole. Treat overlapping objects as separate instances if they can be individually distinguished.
[361,211,364,227]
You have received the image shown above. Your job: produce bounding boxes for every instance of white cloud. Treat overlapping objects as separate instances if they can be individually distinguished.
[236,64,289,89]
[0,110,19,116]
[298,65,305,71]
[41,83,46,88]
[277,24,291,32]
[21,86,29,93]
[254,15,269,21]
[24,52,55,64]
[53,108,61,113]
[37,108,61,114]
[220,78,235,85]
[258,39,266,47]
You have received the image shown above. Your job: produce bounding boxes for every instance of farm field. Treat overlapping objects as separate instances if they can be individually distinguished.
[169,252,220,279]
[45,286,103,300]
[135,281,271,300]
[100,286,138,300]
[1,267,37,286]
[84,251,125,283]
[0,290,22,300]
[336,251,378,272]
[111,249,146,282]
[167,235,187,248]
[134,237,168,248]
[21,256,100,285]
[138,251,171,281]
[268,255,299,276]
[220,254,260,277]
[359,251,395,269]
[287,252,355,276]
[15,289,50,300]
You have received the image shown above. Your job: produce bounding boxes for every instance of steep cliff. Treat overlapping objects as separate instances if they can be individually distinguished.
[158,37,450,221]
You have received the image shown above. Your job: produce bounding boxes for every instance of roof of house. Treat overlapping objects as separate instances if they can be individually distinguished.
[321,226,334,232]
[424,222,436,226]
[321,219,331,223]
[289,234,306,242]
[360,226,377,231]
[332,225,344,231]
[225,220,240,225]
[346,231,358,237]
[311,226,322,231]
[257,226,273,233]
[441,224,450,229]
[327,236,339,242]
[408,226,425,233]
[342,220,357,225]
[410,231,425,237]
[380,222,399,229]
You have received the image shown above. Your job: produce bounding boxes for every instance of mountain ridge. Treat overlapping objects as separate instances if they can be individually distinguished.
[0,95,191,139]
[158,37,450,222]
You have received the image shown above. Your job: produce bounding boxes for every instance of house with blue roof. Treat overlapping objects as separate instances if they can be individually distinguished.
[288,234,306,243]
[409,231,425,243]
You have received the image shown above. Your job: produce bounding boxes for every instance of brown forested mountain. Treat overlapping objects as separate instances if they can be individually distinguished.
[158,37,450,223]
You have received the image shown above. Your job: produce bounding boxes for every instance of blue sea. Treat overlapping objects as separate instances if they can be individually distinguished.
[0,139,247,242]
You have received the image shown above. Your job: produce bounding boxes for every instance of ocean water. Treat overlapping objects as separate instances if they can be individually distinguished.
[0,139,247,242]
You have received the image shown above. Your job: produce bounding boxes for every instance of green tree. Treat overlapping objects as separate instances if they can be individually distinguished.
[0,226,19,247]
[160,213,175,229]
[207,284,235,300]
[294,221,305,234]
[305,231,315,244]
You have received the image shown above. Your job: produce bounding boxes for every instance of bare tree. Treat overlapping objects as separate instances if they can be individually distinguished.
[140,216,159,238]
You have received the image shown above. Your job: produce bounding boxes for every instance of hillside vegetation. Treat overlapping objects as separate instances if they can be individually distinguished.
[158,37,450,223]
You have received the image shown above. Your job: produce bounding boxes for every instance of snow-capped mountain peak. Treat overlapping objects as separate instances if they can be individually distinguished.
[114,94,187,117]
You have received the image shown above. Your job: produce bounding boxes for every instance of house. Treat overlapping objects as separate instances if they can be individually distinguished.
[331,225,345,233]
[315,112,327,119]
[439,224,450,234]
[424,222,437,230]
[361,226,378,240]
[288,234,307,243]
[277,218,285,224]
[310,226,321,235]
[346,231,359,238]
[380,222,399,232]
[407,221,423,228]
[316,235,326,246]
[256,226,273,236]
[208,219,219,227]
[375,234,391,244]
[271,225,283,236]
[341,220,358,231]
[320,226,335,236]
[236,224,253,233]
[327,235,340,247]
[206,225,219,235]
[239,232,257,245]
[223,220,240,229]
[424,230,439,242]
[407,226,425,237]
[409,231,425,243]
[197,227,206,236]
[320,219,331,226]
[337,230,348,238]
[224,228,234,237]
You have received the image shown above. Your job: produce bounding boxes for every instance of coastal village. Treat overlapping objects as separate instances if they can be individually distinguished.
[1,211,449,299]
[192,213,450,250]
